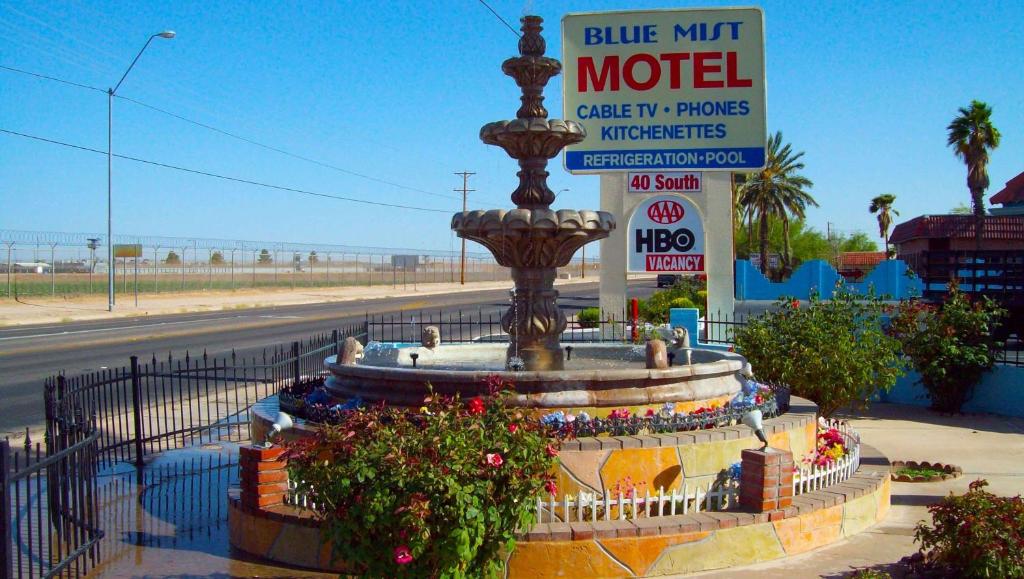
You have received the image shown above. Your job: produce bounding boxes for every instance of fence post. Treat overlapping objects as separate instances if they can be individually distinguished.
[291,341,301,385]
[332,329,340,358]
[1,439,12,579]
[130,356,144,469]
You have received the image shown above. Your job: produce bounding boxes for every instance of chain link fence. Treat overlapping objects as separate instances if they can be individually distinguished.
[1,229,601,298]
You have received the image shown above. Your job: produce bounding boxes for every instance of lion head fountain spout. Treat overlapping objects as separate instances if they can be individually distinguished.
[451,15,616,371]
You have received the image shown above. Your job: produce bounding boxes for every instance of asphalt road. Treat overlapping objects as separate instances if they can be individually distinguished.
[0,280,658,435]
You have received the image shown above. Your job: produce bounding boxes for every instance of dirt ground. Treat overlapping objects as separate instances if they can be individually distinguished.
[0,277,601,327]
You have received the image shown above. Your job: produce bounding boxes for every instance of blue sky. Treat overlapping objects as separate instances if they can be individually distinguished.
[1,0,1022,253]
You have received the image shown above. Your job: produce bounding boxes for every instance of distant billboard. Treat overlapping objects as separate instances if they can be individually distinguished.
[113,244,142,258]
[391,255,420,270]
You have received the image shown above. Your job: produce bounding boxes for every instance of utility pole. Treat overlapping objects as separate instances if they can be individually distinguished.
[454,171,475,285]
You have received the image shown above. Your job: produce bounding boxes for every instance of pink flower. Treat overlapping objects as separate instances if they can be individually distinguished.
[508,422,519,434]
[394,545,413,565]
[544,480,558,496]
[485,453,504,468]
[467,397,486,415]
[545,444,558,458]
[609,408,630,419]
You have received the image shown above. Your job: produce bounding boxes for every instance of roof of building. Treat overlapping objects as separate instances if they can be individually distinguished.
[991,171,1024,205]
[837,252,887,270]
[889,214,1024,244]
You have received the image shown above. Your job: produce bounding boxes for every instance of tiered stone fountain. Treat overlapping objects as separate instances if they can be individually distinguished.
[231,16,892,578]
[451,14,615,372]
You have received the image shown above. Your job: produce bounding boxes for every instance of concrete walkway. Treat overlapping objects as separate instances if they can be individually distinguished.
[82,403,1024,578]
[693,403,1024,578]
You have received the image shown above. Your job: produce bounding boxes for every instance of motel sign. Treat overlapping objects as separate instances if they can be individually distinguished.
[562,8,767,172]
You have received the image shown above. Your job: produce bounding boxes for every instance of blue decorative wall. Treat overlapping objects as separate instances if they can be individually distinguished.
[880,367,1024,418]
[735,259,924,301]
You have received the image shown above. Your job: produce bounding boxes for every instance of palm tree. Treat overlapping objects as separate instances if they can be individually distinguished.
[947,100,1000,249]
[869,194,899,257]
[738,132,816,275]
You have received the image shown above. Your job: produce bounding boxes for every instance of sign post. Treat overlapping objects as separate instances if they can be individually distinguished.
[562,7,766,321]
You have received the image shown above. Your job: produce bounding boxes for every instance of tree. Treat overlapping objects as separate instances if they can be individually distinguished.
[210,251,225,265]
[950,203,972,215]
[258,249,272,264]
[737,132,816,275]
[164,250,181,265]
[309,251,319,264]
[838,232,879,253]
[868,194,899,256]
[947,100,1000,249]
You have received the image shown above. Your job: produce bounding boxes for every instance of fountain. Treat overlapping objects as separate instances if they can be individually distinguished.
[324,16,747,415]
[231,16,892,577]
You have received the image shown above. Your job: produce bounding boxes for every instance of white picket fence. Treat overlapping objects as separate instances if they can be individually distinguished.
[792,420,861,495]
[534,479,740,523]
[285,479,318,509]
[283,421,862,521]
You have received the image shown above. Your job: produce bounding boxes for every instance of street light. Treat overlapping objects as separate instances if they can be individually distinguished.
[107,30,174,311]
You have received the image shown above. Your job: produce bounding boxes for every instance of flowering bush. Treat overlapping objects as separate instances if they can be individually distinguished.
[806,426,847,467]
[539,396,778,438]
[914,479,1024,578]
[734,288,906,417]
[285,377,560,578]
[888,282,1006,413]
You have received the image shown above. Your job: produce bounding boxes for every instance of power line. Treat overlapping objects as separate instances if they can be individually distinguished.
[0,62,462,201]
[0,63,104,93]
[0,128,451,214]
[476,0,521,37]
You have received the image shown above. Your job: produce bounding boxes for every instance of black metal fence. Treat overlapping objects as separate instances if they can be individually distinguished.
[43,323,366,469]
[365,309,635,344]
[3,416,102,578]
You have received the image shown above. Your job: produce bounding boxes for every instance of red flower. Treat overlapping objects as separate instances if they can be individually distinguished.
[544,480,558,496]
[791,299,800,309]
[645,408,656,417]
[545,444,558,458]
[394,545,413,565]
[467,397,486,415]
[508,422,519,434]
[485,453,504,468]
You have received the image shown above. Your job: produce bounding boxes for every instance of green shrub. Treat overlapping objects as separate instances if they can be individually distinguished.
[577,307,600,328]
[915,479,1024,578]
[733,289,905,417]
[888,282,1006,413]
[637,277,706,323]
[285,379,560,578]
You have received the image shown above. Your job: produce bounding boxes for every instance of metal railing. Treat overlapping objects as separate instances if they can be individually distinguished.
[44,324,366,468]
[365,310,632,344]
[3,418,102,578]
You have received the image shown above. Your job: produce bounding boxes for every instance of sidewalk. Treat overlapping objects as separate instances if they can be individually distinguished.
[82,403,1024,578]
[0,277,601,327]
[693,403,1024,578]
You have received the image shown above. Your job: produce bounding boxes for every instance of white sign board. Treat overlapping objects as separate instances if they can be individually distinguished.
[628,195,705,272]
[561,8,766,173]
[627,171,702,193]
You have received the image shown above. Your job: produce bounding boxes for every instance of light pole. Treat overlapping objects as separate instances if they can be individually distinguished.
[107,30,174,311]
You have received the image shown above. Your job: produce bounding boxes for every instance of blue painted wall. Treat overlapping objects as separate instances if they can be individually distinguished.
[879,366,1024,418]
[735,259,924,301]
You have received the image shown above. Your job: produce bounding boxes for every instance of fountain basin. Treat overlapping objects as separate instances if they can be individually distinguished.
[325,343,744,412]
